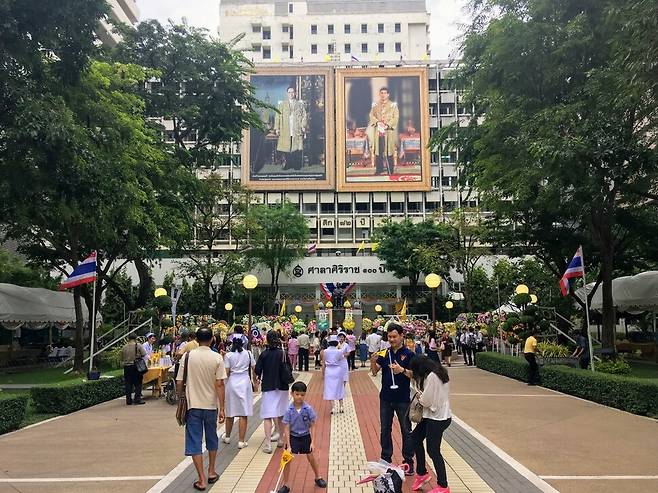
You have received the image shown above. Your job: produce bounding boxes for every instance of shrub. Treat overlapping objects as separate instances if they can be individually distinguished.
[537,341,570,359]
[0,393,29,434]
[476,352,658,417]
[595,357,632,375]
[30,376,124,415]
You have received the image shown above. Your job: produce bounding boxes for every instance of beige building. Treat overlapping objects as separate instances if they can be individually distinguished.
[97,0,140,46]
[219,0,430,63]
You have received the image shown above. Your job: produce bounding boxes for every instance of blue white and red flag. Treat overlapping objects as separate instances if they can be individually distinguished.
[559,246,585,296]
[307,242,317,255]
[59,252,97,290]
[320,282,356,301]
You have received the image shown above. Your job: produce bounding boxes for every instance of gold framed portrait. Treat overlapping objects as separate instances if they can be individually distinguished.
[336,67,431,192]
[242,66,335,190]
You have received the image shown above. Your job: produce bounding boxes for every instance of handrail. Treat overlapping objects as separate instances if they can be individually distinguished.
[55,316,130,368]
[63,319,152,374]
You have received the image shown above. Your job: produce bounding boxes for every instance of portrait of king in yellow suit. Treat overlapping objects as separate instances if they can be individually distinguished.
[274,86,307,170]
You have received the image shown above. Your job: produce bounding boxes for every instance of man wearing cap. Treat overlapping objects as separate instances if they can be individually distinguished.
[121,333,146,405]
[142,332,157,362]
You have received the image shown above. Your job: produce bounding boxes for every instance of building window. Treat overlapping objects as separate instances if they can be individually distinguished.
[311,44,317,54]
[395,42,401,53]
[263,47,271,59]
[407,201,422,213]
[328,24,334,34]
[441,150,457,163]
[355,202,370,213]
[378,42,384,53]
[311,24,317,35]
[361,43,368,53]
[321,203,335,214]
[289,46,294,59]
[328,44,335,54]
[289,25,294,39]
[440,77,455,91]
[378,23,384,34]
[431,176,440,189]
[252,25,261,33]
[395,22,401,33]
[390,201,403,213]
[262,28,271,40]
[282,25,289,33]
[440,103,455,115]
[361,23,367,34]
[337,202,352,213]
[429,103,437,116]
[344,43,351,53]
[441,176,454,188]
[302,202,317,214]
[344,24,351,34]
[288,2,293,13]
[429,79,438,92]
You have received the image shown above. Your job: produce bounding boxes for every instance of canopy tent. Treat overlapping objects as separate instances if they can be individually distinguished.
[576,271,658,312]
[0,283,92,330]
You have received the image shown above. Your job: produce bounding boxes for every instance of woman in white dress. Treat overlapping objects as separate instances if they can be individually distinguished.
[255,330,291,453]
[321,335,345,414]
[221,335,255,449]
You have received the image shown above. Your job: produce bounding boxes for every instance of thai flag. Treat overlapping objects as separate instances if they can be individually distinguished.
[351,55,360,63]
[307,242,317,255]
[59,252,97,290]
[559,246,585,296]
[320,282,356,300]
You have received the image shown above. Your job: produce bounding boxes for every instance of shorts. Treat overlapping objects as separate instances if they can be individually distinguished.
[290,433,312,454]
[185,408,218,456]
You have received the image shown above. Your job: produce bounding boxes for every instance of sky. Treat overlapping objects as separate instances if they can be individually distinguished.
[135,0,471,59]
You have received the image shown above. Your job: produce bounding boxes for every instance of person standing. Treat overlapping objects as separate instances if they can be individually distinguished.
[427,329,440,362]
[461,328,474,366]
[366,329,382,358]
[287,332,299,371]
[142,332,156,362]
[321,335,345,414]
[255,331,291,453]
[297,330,310,371]
[406,356,452,493]
[275,86,307,170]
[358,332,369,368]
[346,329,357,370]
[121,333,146,405]
[524,329,539,385]
[440,332,453,367]
[571,330,591,370]
[371,323,415,474]
[367,87,399,175]
[176,328,226,491]
[222,336,255,449]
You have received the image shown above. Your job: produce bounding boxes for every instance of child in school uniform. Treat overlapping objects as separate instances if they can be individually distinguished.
[277,381,328,493]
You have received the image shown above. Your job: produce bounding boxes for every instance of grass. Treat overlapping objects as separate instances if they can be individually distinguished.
[0,367,121,386]
[629,361,658,382]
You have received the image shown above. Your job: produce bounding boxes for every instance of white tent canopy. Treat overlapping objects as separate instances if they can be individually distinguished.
[577,271,658,312]
[0,283,92,328]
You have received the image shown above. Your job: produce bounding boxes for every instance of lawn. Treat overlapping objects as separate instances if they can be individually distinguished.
[0,367,122,386]
[629,361,658,382]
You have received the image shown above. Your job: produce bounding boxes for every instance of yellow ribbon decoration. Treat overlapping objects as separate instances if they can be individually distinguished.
[279,449,293,471]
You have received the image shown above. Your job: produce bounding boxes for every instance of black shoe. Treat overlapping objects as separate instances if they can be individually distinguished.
[315,478,327,488]
[134,400,146,405]
[277,486,290,493]
[126,402,133,406]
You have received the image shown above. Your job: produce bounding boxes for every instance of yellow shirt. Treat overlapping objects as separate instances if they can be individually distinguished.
[524,336,537,354]
[176,346,226,410]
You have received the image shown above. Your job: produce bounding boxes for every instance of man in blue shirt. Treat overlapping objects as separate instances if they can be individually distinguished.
[370,322,415,474]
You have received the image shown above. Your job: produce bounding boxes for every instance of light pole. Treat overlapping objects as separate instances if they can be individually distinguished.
[424,273,442,330]
[445,300,454,322]
[224,302,233,324]
[242,275,258,333]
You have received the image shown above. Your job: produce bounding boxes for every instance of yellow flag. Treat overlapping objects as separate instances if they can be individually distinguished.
[279,299,286,317]
[377,348,388,358]
[371,242,379,252]
[356,240,366,254]
[399,298,407,321]
[279,448,293,471]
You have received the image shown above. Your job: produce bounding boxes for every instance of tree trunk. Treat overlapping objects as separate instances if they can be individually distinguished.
[592,206,616,352]
[134,259,153,309]
[409,275,419,309]
[73,286,85,372]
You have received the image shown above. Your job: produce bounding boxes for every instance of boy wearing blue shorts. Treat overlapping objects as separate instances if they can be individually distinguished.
[277,381,327,493]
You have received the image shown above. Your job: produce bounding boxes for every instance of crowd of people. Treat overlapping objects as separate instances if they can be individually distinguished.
[122,321,463,493]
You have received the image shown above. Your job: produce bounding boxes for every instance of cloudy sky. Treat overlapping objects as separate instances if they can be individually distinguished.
[135,0,471,59]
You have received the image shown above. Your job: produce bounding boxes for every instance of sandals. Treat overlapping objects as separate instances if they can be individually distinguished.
[193,480,206,491]
[208,475,219,484]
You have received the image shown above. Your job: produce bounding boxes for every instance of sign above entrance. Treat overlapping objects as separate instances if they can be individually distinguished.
[282,256,392,284]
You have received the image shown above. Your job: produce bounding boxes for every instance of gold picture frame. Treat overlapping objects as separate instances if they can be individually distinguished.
[242,66,335,190]
[336,67,431,192]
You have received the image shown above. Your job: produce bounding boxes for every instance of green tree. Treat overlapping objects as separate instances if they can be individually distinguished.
[436,0,658,351]
[245,203,308,306]
[0,249,59,289]
[375,219,455,307]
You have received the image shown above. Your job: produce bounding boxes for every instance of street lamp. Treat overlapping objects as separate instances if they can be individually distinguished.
[242,275,258,333]
[225,302,233,323]
[154,287,167,298]
[294,305,302,314]
[530,294,538,304]
[424,273,442,330]
[375,304,382,314]
[445,300,454,321]
[515,284,529,295]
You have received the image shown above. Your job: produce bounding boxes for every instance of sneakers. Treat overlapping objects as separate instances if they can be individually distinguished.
[262,443,272,454]
[428,487,451,493]
[238,441,248,449]
[221,433,231,444]
[314,478,328,488]
[271,432,280,442]
[411,473,430,491]
[277,440,285,448]
[277,486,290,493]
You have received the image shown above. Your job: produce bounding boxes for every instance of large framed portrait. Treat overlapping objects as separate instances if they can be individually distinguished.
[336,67,431,191]
[242,67,335,190]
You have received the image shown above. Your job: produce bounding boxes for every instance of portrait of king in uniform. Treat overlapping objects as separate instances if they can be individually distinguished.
[367,87,399,175]
[275,86,307,170]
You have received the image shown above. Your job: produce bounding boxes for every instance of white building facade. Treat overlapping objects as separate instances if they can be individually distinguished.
[96,0,140,46]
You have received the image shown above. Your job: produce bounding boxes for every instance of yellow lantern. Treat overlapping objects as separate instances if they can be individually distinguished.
[530,294,538,304]
[242,275,258,290]
[225,303,233,311]
[294,305,302,313]
[343,300,351,309]
[326,301,334,309]
[154,287,167,298]
[375,304,382,313]
[515,284,529,295]
[445,301,454,309]
[424,273,441,289]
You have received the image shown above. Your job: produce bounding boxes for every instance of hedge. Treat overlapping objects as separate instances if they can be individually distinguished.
[30,376,124,415]
[476,352,658,417]
[0,393,29,434]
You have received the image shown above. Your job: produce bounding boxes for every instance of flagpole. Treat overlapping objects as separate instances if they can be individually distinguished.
[89,277,97,376]
[579,247,595,372]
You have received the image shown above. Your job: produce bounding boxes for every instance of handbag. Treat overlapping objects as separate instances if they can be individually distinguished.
[407,391,424,424]
[134,345,148,375]
[279,348,295,386]
[176,352,190,426]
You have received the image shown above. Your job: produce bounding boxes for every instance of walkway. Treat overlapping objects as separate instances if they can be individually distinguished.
[1,356,656,493]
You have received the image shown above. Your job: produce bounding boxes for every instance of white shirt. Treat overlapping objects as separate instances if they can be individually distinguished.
[176,346,227,410]
[412,372,451,421]
[366,333,382,353]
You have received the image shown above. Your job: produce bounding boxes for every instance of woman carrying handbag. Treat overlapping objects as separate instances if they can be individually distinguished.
[404,355,452,493]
